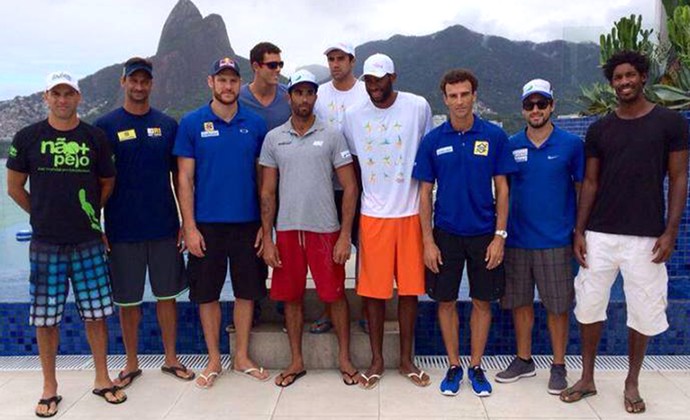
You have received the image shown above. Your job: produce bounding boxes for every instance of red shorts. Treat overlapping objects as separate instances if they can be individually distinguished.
[270,230,346,303]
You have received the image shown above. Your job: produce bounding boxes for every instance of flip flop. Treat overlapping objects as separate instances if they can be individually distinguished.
[35,395,62,418]
[340,370,360,386]
[360,373,383,390]
[559,386,597,403]
[309,317,334,334]
[275,370,307,387]
[232,367,270,382]
[114,368,142,389]
[624,394,646,414]
[195,371,221,389]
[400,369,431,387]
[161,364,195,381]
[92,386,127,404]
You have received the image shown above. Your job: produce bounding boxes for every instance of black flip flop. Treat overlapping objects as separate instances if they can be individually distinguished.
[340,370,360,386]
[276,370,307,387]
[161,364,195,381]
[92,386,127,404]
[115,369,142,389]
[35,395,62,418]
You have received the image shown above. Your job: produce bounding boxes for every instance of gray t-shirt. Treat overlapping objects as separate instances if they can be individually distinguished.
[259,117,353,232]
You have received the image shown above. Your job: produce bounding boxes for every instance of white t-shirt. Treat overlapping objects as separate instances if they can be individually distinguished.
[342,92,433,218]
[315,80,368,131]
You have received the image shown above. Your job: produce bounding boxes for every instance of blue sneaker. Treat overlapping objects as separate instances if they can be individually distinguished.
[468,365,492,397]
[439,365,463,396]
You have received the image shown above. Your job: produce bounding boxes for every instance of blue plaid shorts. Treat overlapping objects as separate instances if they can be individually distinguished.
[29,239,114,327]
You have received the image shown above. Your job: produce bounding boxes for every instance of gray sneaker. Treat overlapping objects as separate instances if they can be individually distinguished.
[495,357,536,383]
[548,364,568,394]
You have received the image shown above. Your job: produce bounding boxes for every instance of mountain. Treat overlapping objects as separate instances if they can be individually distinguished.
[0,0,246,139]
[353,25,601,118]
[0,0,602,141]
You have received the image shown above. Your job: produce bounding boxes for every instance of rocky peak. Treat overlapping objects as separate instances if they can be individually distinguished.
[157,0,204,56]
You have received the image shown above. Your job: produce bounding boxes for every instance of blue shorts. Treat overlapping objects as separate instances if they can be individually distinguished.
[29,239,114,327]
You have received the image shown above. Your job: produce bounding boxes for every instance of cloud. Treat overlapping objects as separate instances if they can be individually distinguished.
[0,0,660,100]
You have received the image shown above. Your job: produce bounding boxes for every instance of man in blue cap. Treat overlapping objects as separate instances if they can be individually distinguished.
[174,56,270,388]
[95,57,194,388]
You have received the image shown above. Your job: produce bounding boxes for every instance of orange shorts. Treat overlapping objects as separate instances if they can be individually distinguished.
[357,214,425,299]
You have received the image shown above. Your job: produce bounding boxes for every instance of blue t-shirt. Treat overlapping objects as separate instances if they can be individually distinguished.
[94,107,179,243]
[412,116,517,236]
[507,126,585,249]
[173,103,267,223]
[239,84,291,130]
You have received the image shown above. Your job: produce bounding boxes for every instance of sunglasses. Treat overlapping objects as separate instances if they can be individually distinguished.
[260,61,285,70]
[522,99,551,111]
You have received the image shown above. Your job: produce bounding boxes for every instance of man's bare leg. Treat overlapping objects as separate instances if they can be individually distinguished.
[547,312,569,365]
[114,305,140,387]
[36,327,60,416]
[513,305,534,360]
[330,296,359,383]
[197,301,223,387]
[560,321,602,401]
[363,297,385,382]
[470,299,492,367]
[624,328,649,413]
[156,299,193,378]
[438,301,460,367]
[276,300,305,386]
[85,319,126,402]
[231,298,268,380]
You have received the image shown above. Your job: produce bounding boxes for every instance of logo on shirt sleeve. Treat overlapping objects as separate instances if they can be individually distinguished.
[473,140,489,156]
[200,121,220,138]
[8,145,17,158]
[436,146,453,156]
[513,148,528,162]
[117,129,137,142]
[147,127,162,137]
[341,150,352,159]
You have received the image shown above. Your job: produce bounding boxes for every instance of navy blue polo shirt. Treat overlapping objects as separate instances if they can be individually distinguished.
[413,116,517,236]
[173,103,267,223]
[507,126,585,249]
[95,107,179,243]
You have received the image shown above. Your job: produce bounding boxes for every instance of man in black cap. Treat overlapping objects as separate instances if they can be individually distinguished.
[95,57,194,388]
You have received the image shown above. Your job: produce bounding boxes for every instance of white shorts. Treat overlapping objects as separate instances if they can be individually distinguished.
[573,231,669,336]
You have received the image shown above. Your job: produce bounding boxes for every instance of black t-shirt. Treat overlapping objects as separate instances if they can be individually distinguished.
[585,106,689,236]
[6,120,116,244]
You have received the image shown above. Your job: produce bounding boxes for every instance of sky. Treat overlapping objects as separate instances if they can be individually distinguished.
[0,0,659,101]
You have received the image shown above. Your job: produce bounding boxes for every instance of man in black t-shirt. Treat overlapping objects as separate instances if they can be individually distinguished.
[560,51,689,414]
[6,72,125,416]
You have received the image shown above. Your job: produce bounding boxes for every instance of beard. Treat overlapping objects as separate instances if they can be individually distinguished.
[213,90,238,106]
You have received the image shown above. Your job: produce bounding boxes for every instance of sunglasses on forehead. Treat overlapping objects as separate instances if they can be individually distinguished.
[522,99,552,111]
[260,61,285,70]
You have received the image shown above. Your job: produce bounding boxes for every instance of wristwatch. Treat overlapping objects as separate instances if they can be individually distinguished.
[495,230,508,239]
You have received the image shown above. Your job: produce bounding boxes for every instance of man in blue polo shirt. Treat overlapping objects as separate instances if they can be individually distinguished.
[95,57,194,388]
[174,57,270,388]
[413,69,517,397]
[495,79,584,394]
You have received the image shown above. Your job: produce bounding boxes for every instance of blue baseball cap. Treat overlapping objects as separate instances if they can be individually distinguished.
[210,57,241,76]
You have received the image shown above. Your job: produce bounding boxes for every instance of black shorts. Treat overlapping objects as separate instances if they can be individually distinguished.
[187,222,268,304]
[109,237,188,305]
[425,229,505,302]
[334,189,361,247]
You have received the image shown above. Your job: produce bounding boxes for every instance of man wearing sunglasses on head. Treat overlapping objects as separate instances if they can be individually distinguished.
[240,42,291,130]
[495,79,584,395]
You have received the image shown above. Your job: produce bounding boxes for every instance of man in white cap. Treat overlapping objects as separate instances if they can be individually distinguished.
[495,79,584,394]
[6,72,125,416]
[341,53,433,389]
[260,69,360,386]
[309,41,369,335]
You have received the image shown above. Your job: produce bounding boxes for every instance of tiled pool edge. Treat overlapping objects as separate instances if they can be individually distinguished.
[2,297,688,356]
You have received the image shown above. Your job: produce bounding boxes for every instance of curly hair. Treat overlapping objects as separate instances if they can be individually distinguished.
[602,50,650,82]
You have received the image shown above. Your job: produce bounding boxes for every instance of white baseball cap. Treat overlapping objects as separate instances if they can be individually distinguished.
[361,53,395,78]
[323,41,355,57]
[287,69,319,92]
[521,78,553,100]
[45,71,80,93]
